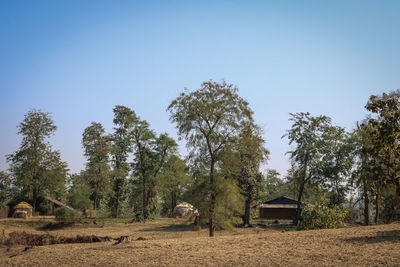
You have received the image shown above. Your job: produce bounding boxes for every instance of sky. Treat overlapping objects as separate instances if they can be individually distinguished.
[1,0,399,177]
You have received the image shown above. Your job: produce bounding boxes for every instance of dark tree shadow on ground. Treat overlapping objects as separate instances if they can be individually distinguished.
[36,222,75,231]
[344,230,400,244]
[138,223,194,232]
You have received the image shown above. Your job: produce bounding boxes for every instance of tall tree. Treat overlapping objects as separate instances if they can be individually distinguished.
[7,110,68,211]
[109,105,136,217]
[131,116,177,219]
[237,124,269,226]
[349,123,377,225]
[82,122,111,210]
[168,80,253,236]
[318,125,354,206]
[283,112,333,224]
[365,91,400,223]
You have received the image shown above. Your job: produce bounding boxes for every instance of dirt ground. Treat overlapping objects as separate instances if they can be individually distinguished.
[0,218,399,266]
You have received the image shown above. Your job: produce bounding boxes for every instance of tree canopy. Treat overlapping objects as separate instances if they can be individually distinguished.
[168,80,254,236]
[7,110,68,212]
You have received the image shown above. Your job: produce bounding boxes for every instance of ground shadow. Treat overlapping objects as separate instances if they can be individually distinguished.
[344,230,400,244]
[6,231,111,247]
[255,222,296,231]
[138,223,194,232]
[36,222,75,231]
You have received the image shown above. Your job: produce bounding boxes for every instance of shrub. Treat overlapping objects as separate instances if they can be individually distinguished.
[67,184,92,212]
[298,197,348,230]
[55,207,80,223]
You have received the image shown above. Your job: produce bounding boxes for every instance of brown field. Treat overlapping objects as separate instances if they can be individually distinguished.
[0,217,399,266]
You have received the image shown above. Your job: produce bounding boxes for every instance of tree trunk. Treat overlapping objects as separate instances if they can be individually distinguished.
[32,188,37,213]
[171,191,177,215]
[142,172,146,219]
[295,181,305,225]
[243,197,251,226]
[209,158,215,237]
[145,183,156,218]
[93,194,98,211]
[387,179,400,223]
[115,194,119,218]
[295,154,308,225]
[362,175,370,225]
[374,192,379,224]
[350,194,354,208]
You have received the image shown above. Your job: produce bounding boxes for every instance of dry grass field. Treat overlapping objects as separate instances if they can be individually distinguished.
[0,217,399,266]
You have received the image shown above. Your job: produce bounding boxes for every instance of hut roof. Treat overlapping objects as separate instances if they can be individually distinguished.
[14,202,33,209]
[256,196,304,209]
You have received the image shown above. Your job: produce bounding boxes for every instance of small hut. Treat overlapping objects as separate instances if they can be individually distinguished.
[174,202,199,218]
[257,196,303,220]
[13,202,33,219]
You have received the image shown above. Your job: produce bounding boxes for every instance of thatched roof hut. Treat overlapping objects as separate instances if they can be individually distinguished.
[13,202,33,218]
[174,202,199,218]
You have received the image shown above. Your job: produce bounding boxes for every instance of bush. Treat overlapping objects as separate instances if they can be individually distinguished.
[55,207,80,223]
[67,184,92,212]
[298,197,348,230]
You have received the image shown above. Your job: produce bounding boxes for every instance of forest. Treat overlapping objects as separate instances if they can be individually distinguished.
[1,80,400,237]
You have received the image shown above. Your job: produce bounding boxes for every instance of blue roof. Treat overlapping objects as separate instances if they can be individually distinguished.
[263,196,301,205]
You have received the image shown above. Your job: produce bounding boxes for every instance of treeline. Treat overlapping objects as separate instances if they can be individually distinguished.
[1,81,400,236]
[2,106,185,221]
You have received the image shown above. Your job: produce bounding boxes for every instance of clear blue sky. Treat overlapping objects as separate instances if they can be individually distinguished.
[1,0,399,177]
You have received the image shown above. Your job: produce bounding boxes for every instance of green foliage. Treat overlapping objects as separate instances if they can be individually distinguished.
[298,197,348,230]
[67,174,92,212]
[183,171,244,230]
[0,171,11,208]
[181,169,210,225]
[96,198,112,218]
[130,113,178,219]
[168,80,254,236]
[158,155,190,216]
[317,126,354,206]
[283,112,353,223]
[55,207,80,223]
[214,177,244,230]
[82,122,111,210]
[7,109,68,211]
[263,169,291,200]
[68,186,92,212]
[109,105,136,218]
[236,124,269,225]
[364,91,400,223]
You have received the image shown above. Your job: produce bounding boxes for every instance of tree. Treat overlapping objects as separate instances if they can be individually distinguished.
[263,169,289,200]
[349,123,376,225]
[109,105,136,217]
[317,125,354,206]
[158,155,190,215]
[168,80,253,236]
[7,110,68,212]
[236,124,269,226]
[0,171,11,208]
[283,112,333,224]
[131,116,177,219]
[82,122,111,210]
[365,91,400,223]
